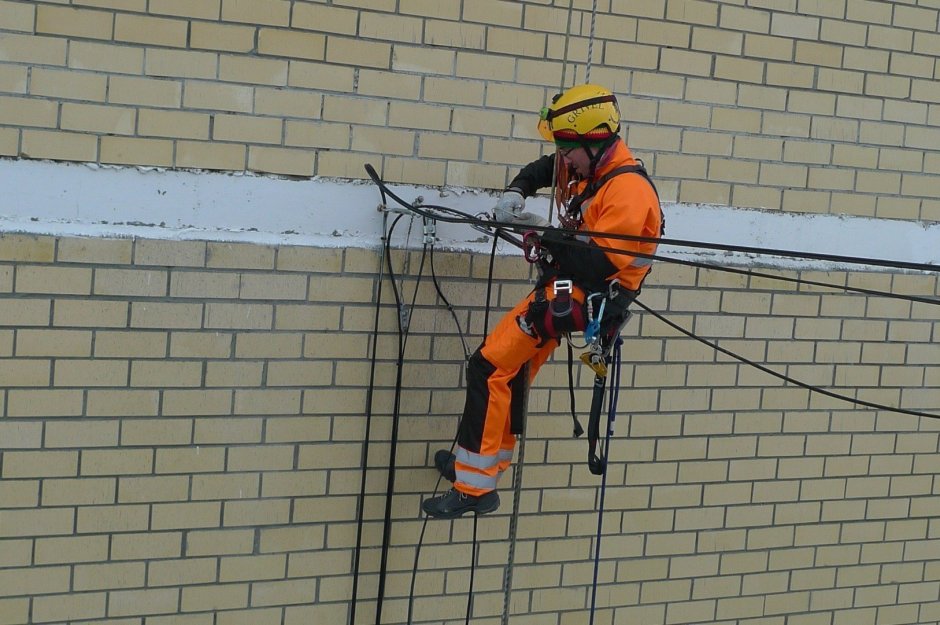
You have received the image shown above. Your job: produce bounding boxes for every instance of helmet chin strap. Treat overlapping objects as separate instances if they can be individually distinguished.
[583,135,618,178]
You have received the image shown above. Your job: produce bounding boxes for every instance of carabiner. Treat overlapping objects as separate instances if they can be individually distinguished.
[523,230,542,263]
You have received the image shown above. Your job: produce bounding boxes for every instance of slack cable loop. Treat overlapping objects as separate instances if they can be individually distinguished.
[632,298,940,421]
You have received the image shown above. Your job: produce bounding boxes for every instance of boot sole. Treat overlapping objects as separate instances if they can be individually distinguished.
[422,493,500,519]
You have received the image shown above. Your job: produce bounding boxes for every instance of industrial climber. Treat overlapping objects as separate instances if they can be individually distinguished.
[422,84,664,519]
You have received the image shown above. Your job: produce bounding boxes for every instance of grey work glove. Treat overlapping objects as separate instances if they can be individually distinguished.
[511,212,550,229]
[493,189,525,222]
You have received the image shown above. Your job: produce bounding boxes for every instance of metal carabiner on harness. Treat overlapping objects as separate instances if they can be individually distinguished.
[522,230,542,263]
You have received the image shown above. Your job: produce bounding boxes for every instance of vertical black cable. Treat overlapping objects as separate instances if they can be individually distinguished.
[350,213,395,625]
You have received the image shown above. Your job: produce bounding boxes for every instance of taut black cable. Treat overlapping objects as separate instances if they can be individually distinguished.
[361,166,940,275]
[632,298,940,421]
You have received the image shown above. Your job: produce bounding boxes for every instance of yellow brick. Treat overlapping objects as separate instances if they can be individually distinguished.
[169,332,232,358]
[73,562,145,591]
[162,389,232,417]
[224,499,291,527]
[288,60,355,92]
[184,80,253,112]
[59,103,137,135]
[94,330,167,357]
[290,3,354,35]
[179,583,249,612]
[191,20,255,52]
[248,146,316,177]
[86,389,159,416]
[92,268,167,296]
[34,535,108,565]
[36,4,113,39]
[131,360,202,387]
[121,419,192,446]
[214,113,282,144]
[257,27,325,60]
[151,501,221,530]
[3,450,78,478]
[205,242,275,269]
[284,120,348,150]
[0,33,63,66]
[238,274,307,300]
[115,13,188,47]
[30,67,105,101]
[0,0,35,31]
[147,48,218,79]
[326,35,392,69]
[219,554,286,582]
[203,362,260,387]
[21,129,97,162]
[53,300,127,328]
[0,359,49,387]
[101,136,174,167]
[136,239,207,267]
[148,556,218,587]
[108,588,182,618]
[42,478,116,506]
[15,329,91,357]
[54,359,128,387]
[45,420,120,449]
[219,54,288,86]
[0,565,71,596]
[0,420,42,449]
[119,475,189,503]
[393,44,455,76]
[150,0,220,19]
[139,109,210,140]
[110,531,182,560]
[155,446,225,475]
[186,529,254,556]
[255,89,320,120]
[0,95,56,128]
[58,237,133,264]
[108,76,183,108]
[234,389,300,415]
[177,141,247,171]
[222,0,290,26]
[191,473,259,500]
[0,126,16,156]
[69,40,144,74]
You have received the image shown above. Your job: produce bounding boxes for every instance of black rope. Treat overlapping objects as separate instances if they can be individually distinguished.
[349,211,394,625]
[361,166,940,275]
[632,298,940,421]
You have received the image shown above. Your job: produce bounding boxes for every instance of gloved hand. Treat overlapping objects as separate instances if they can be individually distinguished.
[493,189,525,222]
[512,212,550,229]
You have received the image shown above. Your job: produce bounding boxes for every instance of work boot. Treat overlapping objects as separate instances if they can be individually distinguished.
[434,449,456,482]
[421,488,499,519]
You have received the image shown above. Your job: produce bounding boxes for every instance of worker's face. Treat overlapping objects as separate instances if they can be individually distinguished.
[558,145,591,177]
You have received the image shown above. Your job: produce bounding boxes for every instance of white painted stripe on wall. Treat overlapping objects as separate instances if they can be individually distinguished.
[1,158,938,272]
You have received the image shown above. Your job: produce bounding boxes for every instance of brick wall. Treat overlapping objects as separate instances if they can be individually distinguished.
[2,0,940,219]
[1,233,939,624]
[3,1,940,624]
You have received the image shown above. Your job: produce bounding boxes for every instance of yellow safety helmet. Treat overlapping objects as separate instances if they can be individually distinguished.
[537,84,620,146]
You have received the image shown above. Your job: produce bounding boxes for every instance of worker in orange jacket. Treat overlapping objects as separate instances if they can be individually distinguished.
[422,84,663,519]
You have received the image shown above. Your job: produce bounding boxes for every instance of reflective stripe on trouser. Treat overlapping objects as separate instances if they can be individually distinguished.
[454,282,583,497]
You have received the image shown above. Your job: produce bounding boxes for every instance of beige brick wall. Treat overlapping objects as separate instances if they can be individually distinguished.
[2,1,940,220]
[1,233,939,624]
